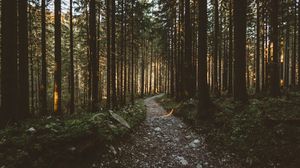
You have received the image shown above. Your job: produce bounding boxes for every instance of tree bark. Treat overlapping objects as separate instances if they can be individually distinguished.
[198,0,210,117]
[54,0,62,114]
[1,0,18,125]
[111,0,116,106]
[233,0,248,102]
[19,0,29,118]
[269,0,280,97]
[70,0,75,113]
[41,0,47,115]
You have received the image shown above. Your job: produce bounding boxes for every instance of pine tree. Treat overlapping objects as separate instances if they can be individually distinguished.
[233,0,248,102]
[54,0,62,114]
[19,0,29,118]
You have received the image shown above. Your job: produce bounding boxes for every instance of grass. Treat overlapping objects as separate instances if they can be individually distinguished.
[0,100,146,168]
[156,94,300,168]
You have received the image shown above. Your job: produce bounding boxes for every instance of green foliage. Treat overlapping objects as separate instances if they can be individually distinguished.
[0,100,146,168]
[157,93,300,167]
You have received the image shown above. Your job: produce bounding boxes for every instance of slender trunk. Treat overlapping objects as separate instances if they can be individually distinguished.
[198,0,210,117]
[213,0,219,95]
[111,0,116,106]
[54,0,62,114]
[19,0,29,118]
[106,0,111,108]
[1,0,18,125]
[270,0,280,96]
[228,0,233,95]
[298,1,300,86]
[131,0,135,105]
[233,0,248,102]
[256,0,260,93]
[41,0,47,115]
[70,0,75,114]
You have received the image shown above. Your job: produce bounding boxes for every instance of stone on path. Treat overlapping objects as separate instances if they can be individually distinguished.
[176,156,188,165]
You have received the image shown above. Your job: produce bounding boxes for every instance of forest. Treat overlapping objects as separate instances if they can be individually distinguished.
[0,0,299,167]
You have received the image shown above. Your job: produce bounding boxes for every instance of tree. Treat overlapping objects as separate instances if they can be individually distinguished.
[298,1,300,86]
[269,0,280,96]
[19,0,29,118]
[106,0,111,108]
[131,0,135,105]
[41,0,47,114]
[213,0,220,95]
[198,0,210,117]
[228,0,233,94]
[54,0,62,114]
[182,0,195,99]
[233,0,248,102]
[255,0,260,93]
[70,0,75,113]
[90,0,99,112]
[1,0,18,125]
[111,0,116,106]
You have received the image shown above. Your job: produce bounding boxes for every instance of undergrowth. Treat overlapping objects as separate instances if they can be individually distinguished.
[156,94,300,168]
[0,100,146,168]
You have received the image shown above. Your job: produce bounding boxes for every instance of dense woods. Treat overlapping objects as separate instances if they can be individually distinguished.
[0,0,299,167]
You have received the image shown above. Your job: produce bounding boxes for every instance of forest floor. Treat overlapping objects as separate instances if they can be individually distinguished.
[92,94,240,168]
[156,93,300,168]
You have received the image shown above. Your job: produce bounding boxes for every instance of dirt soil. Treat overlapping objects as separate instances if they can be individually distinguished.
[91,94,240,168]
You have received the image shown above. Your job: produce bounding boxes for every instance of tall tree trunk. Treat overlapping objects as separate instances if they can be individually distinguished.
[141,40,145,97]
[90,0,99,112]
[183,0,194,99]
[106,0,111,108]
[70,0,75,113]
[1,0,18,125]
[19,0,29,118]
[270,0,280,96]
[285,23,290,88]
[123,1,127,104]
[233,0,248,102]
[54,0,62,114]
[41,0,47,114]
[228,0,233,95]
[111,0,116,106]
[150,42,153,94]
[298,1,300,86]
[256,0,260,93]
[131,0,135,105]
[198,0,210,117]
[291,2,296,87]
[213,0,219,95]
[120,0,124,104]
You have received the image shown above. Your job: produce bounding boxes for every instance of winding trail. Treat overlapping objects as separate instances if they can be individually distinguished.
[93,94,238,168]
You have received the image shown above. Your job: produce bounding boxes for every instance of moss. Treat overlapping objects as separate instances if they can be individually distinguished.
[0,100,146,168]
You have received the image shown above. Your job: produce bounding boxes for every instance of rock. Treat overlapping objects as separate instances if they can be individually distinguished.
[109,145,117,155]
[193,139,200,144]
[27,127,36,133]
[68,147,76,152]
[91,163,97,168]
[196,163,203,168]
[109,111,131,128]
[189,139,201,148]
[185,135,192,139]
[154,127,161,132]
[176,156,188,165]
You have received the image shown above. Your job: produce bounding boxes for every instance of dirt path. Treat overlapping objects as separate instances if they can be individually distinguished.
[92,94,238,168]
